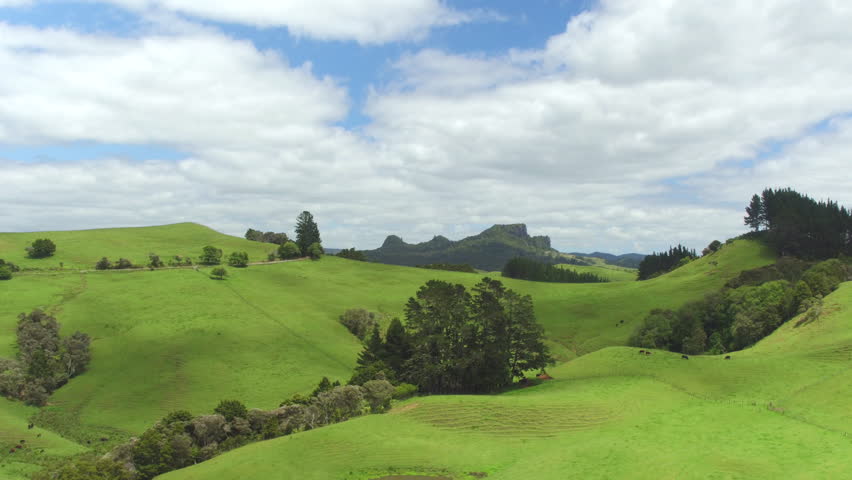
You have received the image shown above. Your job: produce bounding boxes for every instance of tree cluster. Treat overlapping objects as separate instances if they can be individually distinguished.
[0,310,91,406]
[744,188,852,259]
[502,257,608,283]
[336,248,367,261]
[351,278,553,394]
[244,229,289,245]
[416,263,477,273]
[26,238,56,258]
[0,259,19,280]
[631,259,849,354]
[95,257,136,270]
[637,245,697,280]
[338,308,379,340]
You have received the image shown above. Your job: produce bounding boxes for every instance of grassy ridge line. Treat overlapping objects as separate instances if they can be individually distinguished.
[0,223,276,270]
[160,283,852,480]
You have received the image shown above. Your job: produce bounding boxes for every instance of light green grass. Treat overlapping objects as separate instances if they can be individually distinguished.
[162,283,852,480]
[557,263,638,282]
[0,223,275,270]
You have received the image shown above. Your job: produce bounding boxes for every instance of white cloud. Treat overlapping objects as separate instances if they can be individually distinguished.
[100,0,475,44]
[3,1,852,254]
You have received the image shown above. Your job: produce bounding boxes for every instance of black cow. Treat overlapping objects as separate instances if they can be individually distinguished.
[645,351,652,356]
[27,423,33,429]
[725,355,731,360]
[681,355,689,360]
[639,350,645,354]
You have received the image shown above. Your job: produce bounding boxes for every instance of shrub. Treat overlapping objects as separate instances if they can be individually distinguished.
[114,258,134,269]
[28,238,56,258]
[227,251,249,268]
[307,242,324,259]
[214,399,248,421]
[702,240,722,256]
[339,309,378,340]
[0,259,20,272]
[267,251,277,262]
[210,267,228,280]
[0,266,11,280]
[168,255,193,267]
[95,257,112,270]
[277,241,301,260]
[199,246,223,265]
[362,380,395,413]
[148,254,164,268]
[393,383,418,400]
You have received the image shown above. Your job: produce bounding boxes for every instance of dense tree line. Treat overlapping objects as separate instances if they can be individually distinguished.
[637,245,697,280]
[0,310,91,406]
[416,263,477,273]
[502,257,609,283]
[350,278,553,393]
[631,258,850,354]
[744,188,852,258]
[336,248,367,261]
[244,229,289,245]
[37,376,400,480]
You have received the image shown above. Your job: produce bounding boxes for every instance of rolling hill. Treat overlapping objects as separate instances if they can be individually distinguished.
[0,224,780,479]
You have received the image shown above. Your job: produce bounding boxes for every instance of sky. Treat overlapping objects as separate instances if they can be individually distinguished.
[1,0,851,254]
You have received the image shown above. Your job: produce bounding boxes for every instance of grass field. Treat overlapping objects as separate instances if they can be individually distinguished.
[557,263,638,282]
[0,224,797,479]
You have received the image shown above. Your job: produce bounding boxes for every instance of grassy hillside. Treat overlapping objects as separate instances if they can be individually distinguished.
[0,226,775,478]
[161,282,852,480]
[556,263,637,282]
[0,223,275,270]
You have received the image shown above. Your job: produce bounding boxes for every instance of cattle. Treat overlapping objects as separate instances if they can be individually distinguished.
[725,355,731,360]
[14,445,21,449]
[645,351,652,356]
[100,437,109,442]
[682,355,689,360]
[8,449,14,453]
[639,350,645,354]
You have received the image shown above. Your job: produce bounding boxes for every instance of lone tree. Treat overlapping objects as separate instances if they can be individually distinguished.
[295,211,321,256]
[227,251,249,268]
[199,246,223,265]
[27,238,56,258]
[210,267,228,280]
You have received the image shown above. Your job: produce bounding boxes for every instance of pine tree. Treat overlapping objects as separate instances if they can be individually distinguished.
[744,194,765,231]
[295,211,321,256]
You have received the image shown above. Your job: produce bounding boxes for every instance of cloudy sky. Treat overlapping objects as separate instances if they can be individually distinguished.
[1,0,851,254]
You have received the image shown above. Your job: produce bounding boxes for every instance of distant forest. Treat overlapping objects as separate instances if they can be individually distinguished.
[637,245,697,280]
[502,257,609,283]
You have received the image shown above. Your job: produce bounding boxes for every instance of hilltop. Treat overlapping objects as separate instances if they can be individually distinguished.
[364,224,585,271]
[569,251,647,269]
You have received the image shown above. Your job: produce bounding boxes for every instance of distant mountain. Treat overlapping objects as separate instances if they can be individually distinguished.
[365,224,589,271]
[569,251,646,269]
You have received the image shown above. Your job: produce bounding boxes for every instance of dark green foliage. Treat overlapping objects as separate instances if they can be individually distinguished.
[637,244,697,280]
[308,241,324,259]
[245,228,288,245]
[311,377,334,397]
[393,383,418,400]
[214,399,248,421]
[0,265,11,280]
[33,456,134,480]
[0,310,91,405]
[295,211,321,256]
[148,253,164,268]
[27,238,56,258]
[702,240,723,256]
[0,258,20,272]
[336,248,367,261]
[502,257,609,283]
[416,263,477,273]
[210,267,228,280]
[631,259,847,354]
[363,224,578,271]
[338,309,378,340]
[114,258,134,269]
[744,188,852,258]
[227,251,249,268]
[168,255,193,266]
[383,318,412,374]
[362,379,395,413]
[199,246,223,265]
[277,241,301,259]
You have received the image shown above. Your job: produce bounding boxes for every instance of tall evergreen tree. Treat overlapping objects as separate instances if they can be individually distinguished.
[295,211,321,255]
[744,194,765,231]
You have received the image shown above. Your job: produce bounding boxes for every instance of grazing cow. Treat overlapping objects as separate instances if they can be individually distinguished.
[100,437,109,442]
[682,355,689,360]
[645,351,652,356]
[27,423,33,429]
[725,355,731,360]
[14,445,21,449]
[9,449,14,453]
[639,350,645,354]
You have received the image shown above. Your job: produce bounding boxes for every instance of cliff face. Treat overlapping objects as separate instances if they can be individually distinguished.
[364,224,573,271]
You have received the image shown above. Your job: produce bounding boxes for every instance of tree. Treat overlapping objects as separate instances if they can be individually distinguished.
[383,318,412,374]
[148,254,164,268]
[199,246,223,265]
[744,194,765,231]
[0,266,11,280]
[295,211,321,255]
[0,259,20,272]
[114,258,133,269]
[336,248,367,261]
[210,267,228,280]
[308,242,324,259]
[362,380,395,413]
[702,240,722,256]
[214,399,248,421]
[338,309,377,340]
[227,251,249,268]
[27,238,56,258]
[95,257,112,270]
[277,241,301,260]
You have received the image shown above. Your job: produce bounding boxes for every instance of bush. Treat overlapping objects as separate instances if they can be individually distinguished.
[210,267,228,280]
[339,309,378,340]
[227,251,249,268]
[393,383,418,400]
[0,259,20,272]
[28,238,56,258]
[95,257,112,270]
[199,246,223,265]
[277,241,301,260]
[214,399,248,421]
[148,254,164,268]
[307,242,324,260]
[0,266,11,280]
[168,255,193,267]
[114,258,134,269]
[362,380,395,413]
[702,240,722,256]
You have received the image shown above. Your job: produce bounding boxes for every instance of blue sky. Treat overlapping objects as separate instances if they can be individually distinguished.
[1,0,851,253]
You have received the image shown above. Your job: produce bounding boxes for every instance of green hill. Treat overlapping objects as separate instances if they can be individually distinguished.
[363,224,590,271]
[0,223,275,270]
[0,225,776,478]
